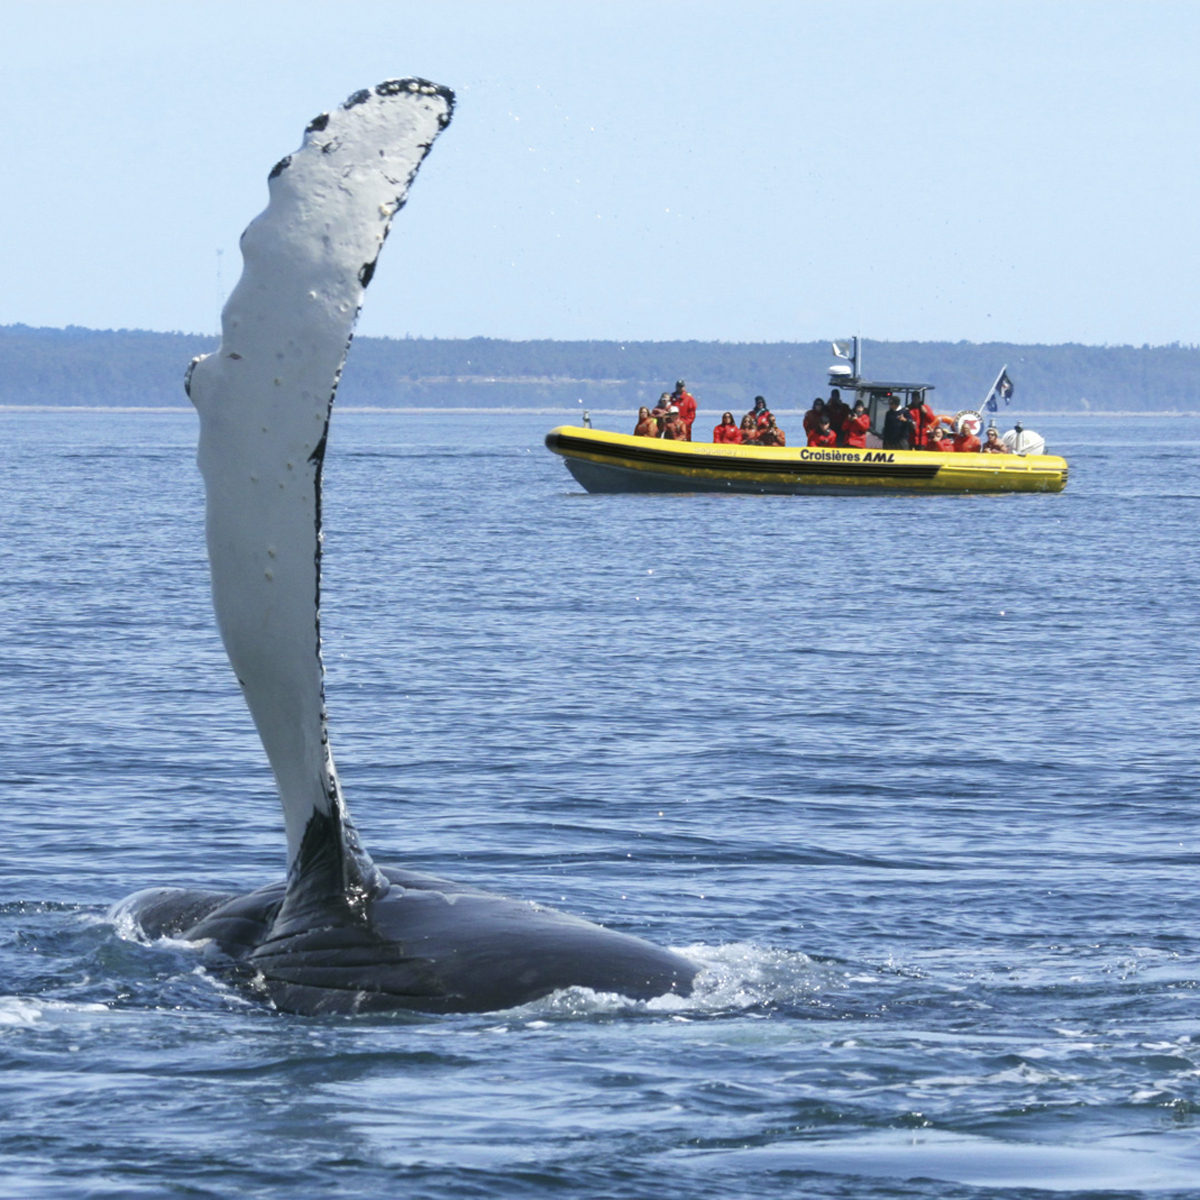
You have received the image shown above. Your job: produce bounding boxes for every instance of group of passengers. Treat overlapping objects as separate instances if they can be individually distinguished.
[802,391,870,448]
[712,395,786,446]
[808,389,1012,454]
[633,380,699,441]
[631,383,1013,455]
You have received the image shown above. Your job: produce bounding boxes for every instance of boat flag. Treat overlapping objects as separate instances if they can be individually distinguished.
[984,368,1014,413]
[832,340,854,359]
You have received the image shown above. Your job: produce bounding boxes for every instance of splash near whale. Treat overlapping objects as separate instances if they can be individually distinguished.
[113,80,696,1014]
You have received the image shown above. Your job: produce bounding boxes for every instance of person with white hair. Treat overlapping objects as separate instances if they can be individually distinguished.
[982,426,1012,454]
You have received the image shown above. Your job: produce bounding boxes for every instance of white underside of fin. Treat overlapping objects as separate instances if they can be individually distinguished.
[187,81,453,869]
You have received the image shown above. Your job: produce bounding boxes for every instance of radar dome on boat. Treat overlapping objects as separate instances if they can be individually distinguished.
[828,364,853,378]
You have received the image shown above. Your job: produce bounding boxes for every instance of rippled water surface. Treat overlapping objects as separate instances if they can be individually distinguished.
[3,408,1200,1198]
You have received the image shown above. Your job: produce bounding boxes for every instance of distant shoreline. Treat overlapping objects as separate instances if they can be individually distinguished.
[4,326,1198,413]
[0,405,1194,418]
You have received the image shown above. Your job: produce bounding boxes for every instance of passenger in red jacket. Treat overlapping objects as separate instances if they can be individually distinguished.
[743,395,772,430]
[739,413,761,444]
[926,423,950,452]
[671,379,697,440]
[713,412,742,443]
[662,407,688,440]
[803,398,826,438]
[843,400,871,448]
[649,392,672,435]
[907,395,937,449]
[825,389,850,436]
[633,406,658,438]
[953,428,981,453]
[808,416,837,447]
[758,416,786,446]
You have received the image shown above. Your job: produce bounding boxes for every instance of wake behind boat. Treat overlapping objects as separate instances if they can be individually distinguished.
[546,341,1068,496]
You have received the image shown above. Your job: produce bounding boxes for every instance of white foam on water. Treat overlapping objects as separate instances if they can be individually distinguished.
[500,942,832,1020]
[0,996,109,1028]
[687,1129,1200,1191]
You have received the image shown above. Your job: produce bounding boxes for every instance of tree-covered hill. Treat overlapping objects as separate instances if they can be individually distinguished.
[1,324,1197,412]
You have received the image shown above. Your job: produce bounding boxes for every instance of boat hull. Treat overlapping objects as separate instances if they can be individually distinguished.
[545,427,1068,495]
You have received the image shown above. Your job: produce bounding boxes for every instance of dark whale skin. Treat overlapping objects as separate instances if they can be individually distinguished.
[119,867,697,1015]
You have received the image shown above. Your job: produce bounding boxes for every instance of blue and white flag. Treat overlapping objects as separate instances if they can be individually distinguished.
[985,369,1014,412]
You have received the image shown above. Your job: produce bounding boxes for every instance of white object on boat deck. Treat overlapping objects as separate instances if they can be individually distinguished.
[1004,425,1047,456]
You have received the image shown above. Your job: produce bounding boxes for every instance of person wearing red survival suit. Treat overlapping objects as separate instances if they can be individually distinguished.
[671,380,697,440]
[633,406,659,438]
[743,395,772,431]
[926,422,950,452]
[825,388,850,438]
[808,416,837,447]
[662,407,688,440]
[843,400,871,448]
[803,398,826,439]
[907,394,937,449]
[759,416,786,446]
[950,420,979,456]
[713,412,742,443]
[650,392,673,435]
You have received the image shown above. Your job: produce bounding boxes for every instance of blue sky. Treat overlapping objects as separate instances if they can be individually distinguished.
[3,0,1198,345]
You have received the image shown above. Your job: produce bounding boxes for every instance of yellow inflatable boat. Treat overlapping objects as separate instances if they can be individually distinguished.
[545,426,1068,495]
[546,342,1067,495]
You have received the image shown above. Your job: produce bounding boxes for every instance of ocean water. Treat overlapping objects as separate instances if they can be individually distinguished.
[3,407,1199,1199]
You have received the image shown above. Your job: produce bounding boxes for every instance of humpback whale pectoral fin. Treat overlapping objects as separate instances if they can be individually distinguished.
[191,77,455,883]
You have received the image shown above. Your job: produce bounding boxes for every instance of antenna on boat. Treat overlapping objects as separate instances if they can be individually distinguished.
[830,336,861,384]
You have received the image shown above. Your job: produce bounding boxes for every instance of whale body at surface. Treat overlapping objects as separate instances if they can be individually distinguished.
[114,80,696,1014]
[119,866,694,1016]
